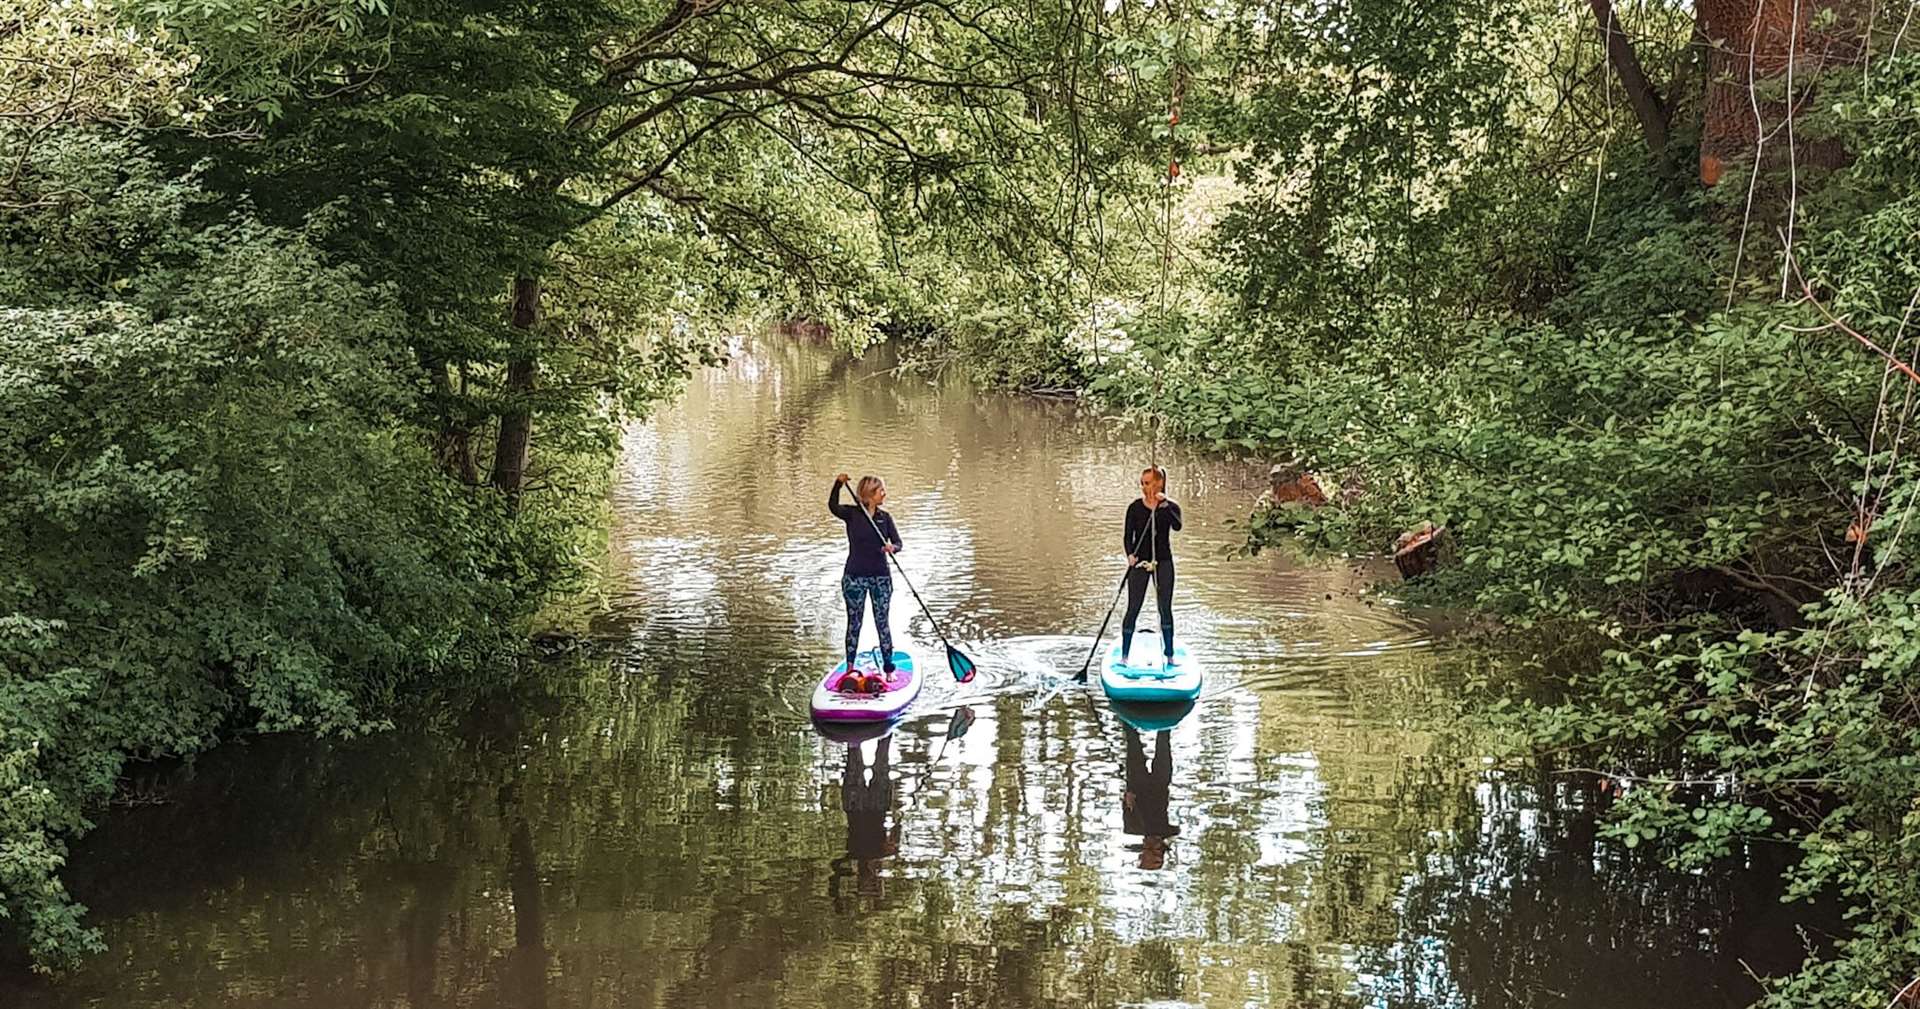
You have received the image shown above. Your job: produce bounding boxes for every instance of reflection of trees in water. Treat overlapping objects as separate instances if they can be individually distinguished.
[1132,937,1184,999]
[702,338,854,518]
[1369,770,1818,1009]
[28,647,1817,1009]
[494,692,550,1009]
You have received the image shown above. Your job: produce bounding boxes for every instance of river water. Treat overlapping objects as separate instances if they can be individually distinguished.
[10,335,1814,1008]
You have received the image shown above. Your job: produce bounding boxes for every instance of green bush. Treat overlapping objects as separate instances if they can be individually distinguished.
[1218,52,1920,1009]
[0,133,537,968]
[1060,35,1920,1009]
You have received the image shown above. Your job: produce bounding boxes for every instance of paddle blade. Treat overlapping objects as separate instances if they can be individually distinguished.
[947,645,976,683]
[946,705,977,741]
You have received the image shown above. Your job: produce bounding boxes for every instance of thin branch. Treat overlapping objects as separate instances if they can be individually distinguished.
[1885,974,1920,1009]
[1554,767,1836,788]
[595,109,750,211]
[602,0,731,77]
[1785,252,1920,388]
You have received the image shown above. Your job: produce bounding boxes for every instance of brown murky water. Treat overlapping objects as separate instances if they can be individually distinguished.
[8,335,1815,1008]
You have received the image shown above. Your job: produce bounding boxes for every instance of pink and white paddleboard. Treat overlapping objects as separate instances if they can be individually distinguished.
[810,650,920,722]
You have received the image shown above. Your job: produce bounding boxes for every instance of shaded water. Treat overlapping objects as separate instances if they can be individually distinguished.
[11,336,1815,1008]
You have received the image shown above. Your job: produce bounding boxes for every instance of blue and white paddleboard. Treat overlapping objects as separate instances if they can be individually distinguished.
[1100,639,1203,704]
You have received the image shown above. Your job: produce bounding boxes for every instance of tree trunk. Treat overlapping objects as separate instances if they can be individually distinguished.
[1695,0,1863,186]
[491,274,540,499]
[1588,0,1671,160]
[498,779,548,1009]
[421,352,480,483]
[434,426,478,484]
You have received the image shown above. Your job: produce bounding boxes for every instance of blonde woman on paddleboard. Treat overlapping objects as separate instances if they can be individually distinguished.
[829,474,902,687]
[1121,465,1182,667]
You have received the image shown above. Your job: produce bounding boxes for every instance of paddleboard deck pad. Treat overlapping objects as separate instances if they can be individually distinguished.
[811,650,920,721]
[1100,642,1203,704]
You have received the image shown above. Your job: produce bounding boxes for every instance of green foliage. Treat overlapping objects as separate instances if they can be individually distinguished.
[1008,6,1920,1005]
[896,303,1091,391]
[1223,311,1856,621]
[1226,42,1920,1009]
[1,0,1092,971]
[154,0,617,469]
[0,132,546,969]
[1215,0,1526,347]
[5,0,1916,1001]
[0,0,211,130]
[121,0,392,116]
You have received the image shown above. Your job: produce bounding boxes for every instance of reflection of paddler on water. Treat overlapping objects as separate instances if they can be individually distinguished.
[1121,726,1179,869]
[831,735,900,910]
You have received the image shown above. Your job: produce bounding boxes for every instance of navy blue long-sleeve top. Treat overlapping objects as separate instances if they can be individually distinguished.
[830,481,903,577]
[1123,498,1182,564]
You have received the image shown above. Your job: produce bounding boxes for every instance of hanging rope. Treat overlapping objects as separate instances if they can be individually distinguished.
[1079,0,1110,374]
[1141,14,1190,615]
[1150,14,1187,472]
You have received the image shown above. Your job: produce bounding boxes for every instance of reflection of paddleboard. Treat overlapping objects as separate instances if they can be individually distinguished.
[811,717,898,744]
[1100,642,1203,704]
[810,650,920,722]
[1111,698,1196,733]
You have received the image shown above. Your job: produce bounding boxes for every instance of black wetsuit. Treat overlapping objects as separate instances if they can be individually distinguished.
[1121,497,1182,660]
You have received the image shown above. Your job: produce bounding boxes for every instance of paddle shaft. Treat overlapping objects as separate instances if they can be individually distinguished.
[1074,508,1158,682]
[1073,570,1132,683]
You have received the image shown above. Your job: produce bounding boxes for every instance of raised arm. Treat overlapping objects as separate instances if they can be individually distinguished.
[1160,499,1184,532]
[829,477,853,518]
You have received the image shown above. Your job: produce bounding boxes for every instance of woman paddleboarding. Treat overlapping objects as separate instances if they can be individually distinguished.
[830,473,902,687]
[1121,465,1182,667]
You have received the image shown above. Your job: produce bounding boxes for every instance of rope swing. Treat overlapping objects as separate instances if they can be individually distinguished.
[1149,9,1188,473]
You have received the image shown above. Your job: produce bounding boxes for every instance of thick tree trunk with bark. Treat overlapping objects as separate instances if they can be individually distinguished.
[491,274,540,498]
[1695,0,1862,185]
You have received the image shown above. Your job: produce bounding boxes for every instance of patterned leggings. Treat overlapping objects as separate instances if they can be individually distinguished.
[842,574,895,668]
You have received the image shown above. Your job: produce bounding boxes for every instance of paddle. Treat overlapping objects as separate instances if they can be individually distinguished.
[1071,562,1136,684]
[932,705,977,763]
[1072,514,1156,684]
[845,478,978,683]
